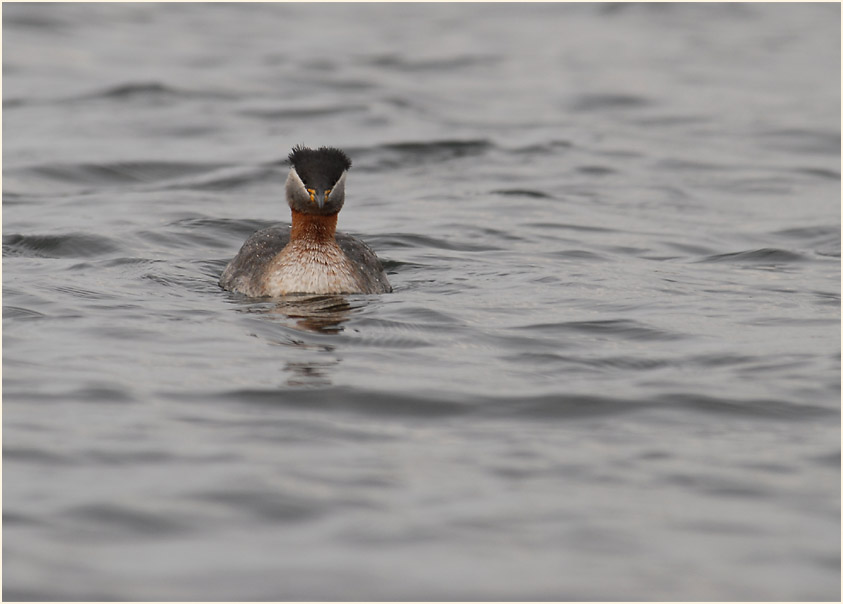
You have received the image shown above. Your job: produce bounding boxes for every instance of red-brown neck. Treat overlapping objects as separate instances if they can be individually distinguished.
[290,209,338,243]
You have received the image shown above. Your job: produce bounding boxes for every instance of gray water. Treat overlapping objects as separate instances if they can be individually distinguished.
[3,3,840,601]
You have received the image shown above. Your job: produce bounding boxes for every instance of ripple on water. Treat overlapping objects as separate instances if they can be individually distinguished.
[373,232,504,252]
[756,127,841,155]
[366,53,499,72]
[155,165,281,192]
[491,188,554,199]
[792,167,841,181]
[210,388,467,417]
[189,489,332,523]
[3,232,121,258]
[239,103,368,120]
[773,225,840,240]
[13,160,227,187]
[569,93,654,112]
[576,165,618,176]
[546,249,608,261]
[61,503,192,538]
[189,388,836,423]
[698,248,808,264]
[505,351,672,371]
[772,225,841,258]
[2,306,49,321]
[514,319,686,342]
[359,139,493,170]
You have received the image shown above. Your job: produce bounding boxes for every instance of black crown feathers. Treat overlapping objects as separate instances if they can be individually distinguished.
[288,145,351,171]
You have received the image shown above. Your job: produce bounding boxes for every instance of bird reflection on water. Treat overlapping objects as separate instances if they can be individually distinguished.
[253,294,354,387]
[267,294,353,334]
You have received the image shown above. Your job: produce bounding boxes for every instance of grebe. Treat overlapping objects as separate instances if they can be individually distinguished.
[219,145,391,296]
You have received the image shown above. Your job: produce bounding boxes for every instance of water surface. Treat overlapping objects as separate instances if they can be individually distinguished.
[3,3,840,600]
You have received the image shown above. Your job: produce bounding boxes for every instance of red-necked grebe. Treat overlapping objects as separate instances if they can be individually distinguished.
[220,145,391,296]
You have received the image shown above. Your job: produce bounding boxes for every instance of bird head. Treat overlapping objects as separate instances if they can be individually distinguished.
[285,145,352,215]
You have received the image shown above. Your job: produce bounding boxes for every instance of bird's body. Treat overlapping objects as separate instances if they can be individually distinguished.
[219,146,391,297]
[219,216,390,296]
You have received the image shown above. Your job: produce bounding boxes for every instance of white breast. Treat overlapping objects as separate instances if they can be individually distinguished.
[261,241,364,295]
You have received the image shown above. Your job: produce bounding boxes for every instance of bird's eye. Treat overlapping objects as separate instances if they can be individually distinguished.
[306,188,315,202]
[324,188,331,198]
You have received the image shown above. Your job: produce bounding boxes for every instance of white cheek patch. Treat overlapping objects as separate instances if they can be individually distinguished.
[286,167,308,197]
[327,170,347,201]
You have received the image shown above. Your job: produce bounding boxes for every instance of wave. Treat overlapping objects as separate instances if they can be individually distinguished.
[491,188,554,199]
[3,81,236,110]
[79,81,195,100]
[513,318,684,342]
[239,104,368,120]
[569,93,654,112]
[756,127,841,156]
[366,53,499,72]
[698,248,808,264]
[3,232,121,258]
[178,387,836,422]
[352,139,493,171]
[372,232,503,252]
[9,160,228,187]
